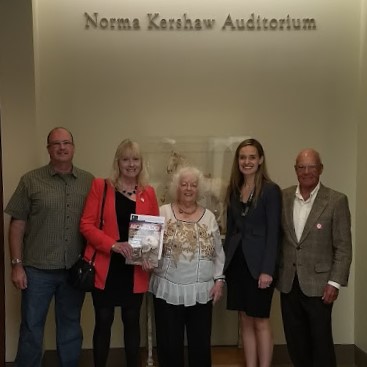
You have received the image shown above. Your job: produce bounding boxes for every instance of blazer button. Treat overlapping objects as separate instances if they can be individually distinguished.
[296,246,301,250]
[292,263,296,267]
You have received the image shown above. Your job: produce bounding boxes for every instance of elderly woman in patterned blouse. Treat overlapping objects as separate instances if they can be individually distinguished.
[149,166,225,367]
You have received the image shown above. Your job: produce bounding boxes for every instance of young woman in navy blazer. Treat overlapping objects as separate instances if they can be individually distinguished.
[224,138,281,367]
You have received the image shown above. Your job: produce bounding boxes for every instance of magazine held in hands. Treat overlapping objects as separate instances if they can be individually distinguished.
[127,214,165,267]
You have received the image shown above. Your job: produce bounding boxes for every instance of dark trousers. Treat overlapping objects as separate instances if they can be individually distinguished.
[93,304,142,367]
[280,277,336,367]
[153,296,212,367]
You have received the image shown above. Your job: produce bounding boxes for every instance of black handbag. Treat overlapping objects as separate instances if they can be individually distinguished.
[68,180,107,291]
[68,253,96,291]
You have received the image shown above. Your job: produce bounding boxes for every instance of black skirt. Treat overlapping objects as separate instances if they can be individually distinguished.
[226,246,274,318]
[92,191,142,309]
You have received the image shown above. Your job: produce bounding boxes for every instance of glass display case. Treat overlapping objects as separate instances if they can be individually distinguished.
[142,136,248,234]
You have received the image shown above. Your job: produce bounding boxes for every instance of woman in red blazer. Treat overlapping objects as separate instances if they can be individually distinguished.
[80,139,159,367]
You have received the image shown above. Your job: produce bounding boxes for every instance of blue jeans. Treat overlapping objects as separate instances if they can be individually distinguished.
[15,267,85,367]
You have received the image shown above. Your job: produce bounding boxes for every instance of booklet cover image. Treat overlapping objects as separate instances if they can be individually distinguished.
[127,214,165,267]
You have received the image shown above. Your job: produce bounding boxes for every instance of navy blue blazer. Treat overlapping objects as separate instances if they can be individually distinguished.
[223,181,282,279]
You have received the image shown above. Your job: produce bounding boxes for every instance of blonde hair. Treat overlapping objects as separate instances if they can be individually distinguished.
[169,166,205,202]
[109,139,148,189]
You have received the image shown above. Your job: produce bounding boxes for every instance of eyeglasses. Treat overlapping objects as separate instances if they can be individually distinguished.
[294,164,320,172]
[48,140,73,148]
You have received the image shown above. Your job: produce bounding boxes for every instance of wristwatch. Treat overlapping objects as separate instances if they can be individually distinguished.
[11,258,22,266]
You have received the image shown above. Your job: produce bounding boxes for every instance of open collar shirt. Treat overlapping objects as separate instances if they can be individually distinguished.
[5,164,93,269]
[293,181,321,242]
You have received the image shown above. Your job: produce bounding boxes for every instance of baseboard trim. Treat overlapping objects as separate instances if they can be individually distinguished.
[272,344,292,364]
[6,344,367,366]
[355,345,367,367]
[263,344,357,365]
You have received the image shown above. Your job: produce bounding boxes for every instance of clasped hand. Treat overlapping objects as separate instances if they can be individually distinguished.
[258,273,273,289]
[111,242,154,272]
[111,241,133,259]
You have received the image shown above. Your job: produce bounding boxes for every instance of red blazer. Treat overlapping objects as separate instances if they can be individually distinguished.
[80,178,159,292]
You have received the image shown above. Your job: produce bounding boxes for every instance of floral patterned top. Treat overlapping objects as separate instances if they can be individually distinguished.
[149,204,225,306]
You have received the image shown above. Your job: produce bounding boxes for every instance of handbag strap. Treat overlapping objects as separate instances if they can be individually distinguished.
[99,179,108,229]
[90,179,108,263]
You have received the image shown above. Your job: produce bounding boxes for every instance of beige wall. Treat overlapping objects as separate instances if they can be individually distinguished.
[1,0,364,361]
[0,0,38,361]
[355,0,367,353]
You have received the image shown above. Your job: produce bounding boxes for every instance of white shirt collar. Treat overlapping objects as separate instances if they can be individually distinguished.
[295,181,321,202]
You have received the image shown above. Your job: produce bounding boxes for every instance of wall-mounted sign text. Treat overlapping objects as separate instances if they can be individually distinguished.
[84,12,317,31]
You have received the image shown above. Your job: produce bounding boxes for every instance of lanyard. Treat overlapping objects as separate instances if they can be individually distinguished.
[240,189,254,217]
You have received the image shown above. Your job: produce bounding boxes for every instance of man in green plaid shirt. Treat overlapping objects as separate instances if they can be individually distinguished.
[5,127,93,367]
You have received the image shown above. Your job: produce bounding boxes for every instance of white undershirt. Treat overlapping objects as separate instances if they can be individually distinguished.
[293,182,320,242]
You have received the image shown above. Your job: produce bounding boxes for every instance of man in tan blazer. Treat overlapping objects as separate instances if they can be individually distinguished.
[277,148,352,367]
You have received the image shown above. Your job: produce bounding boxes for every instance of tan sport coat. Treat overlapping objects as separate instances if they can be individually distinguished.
[277,183,352,297]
